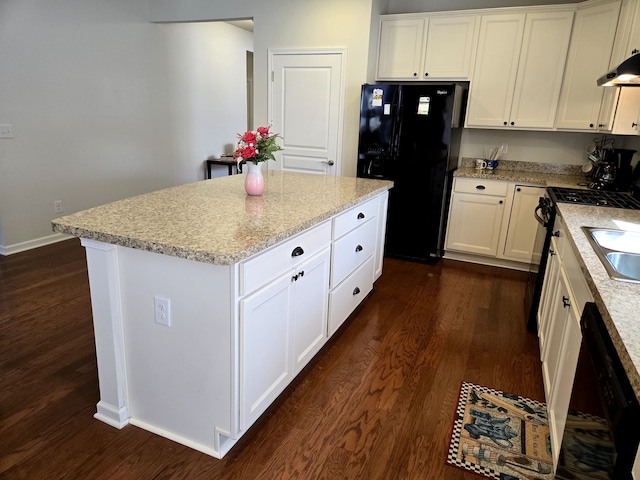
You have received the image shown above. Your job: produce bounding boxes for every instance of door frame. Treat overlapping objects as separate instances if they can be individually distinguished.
[267,48,347,175]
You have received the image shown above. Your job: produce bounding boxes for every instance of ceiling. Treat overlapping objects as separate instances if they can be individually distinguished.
[226,19,254,32]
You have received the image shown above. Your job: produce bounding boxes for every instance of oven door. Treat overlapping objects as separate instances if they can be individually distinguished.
[555,303,640,479]
[525,195,554,332]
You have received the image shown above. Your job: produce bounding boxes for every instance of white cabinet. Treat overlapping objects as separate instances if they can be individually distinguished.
[240,247,330,431]
[537,212,593,465]
[328,193,388,336]
[612,87,640,135]
[466,9,574,129]
[445,179,545,266]
[376,14,478,80]
[445,178,508,256]
[502,185,546,262]
[376,17,426,80]
[555,0,622,131]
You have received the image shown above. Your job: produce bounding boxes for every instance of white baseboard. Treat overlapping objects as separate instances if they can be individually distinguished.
[0,233,73,256]
[443,250,531,272]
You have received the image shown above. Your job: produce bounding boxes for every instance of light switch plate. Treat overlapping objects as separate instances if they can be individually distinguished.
[0,124,14,139]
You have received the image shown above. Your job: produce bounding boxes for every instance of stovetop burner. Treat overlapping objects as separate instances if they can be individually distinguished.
[548,187,640,210]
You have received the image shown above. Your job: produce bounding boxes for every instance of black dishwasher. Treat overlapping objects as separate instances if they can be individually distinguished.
[555,302,640,479]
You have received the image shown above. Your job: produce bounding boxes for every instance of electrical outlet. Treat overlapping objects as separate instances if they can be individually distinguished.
[0,124,13,139]
[154,296,171,327]
[54,200,63,213]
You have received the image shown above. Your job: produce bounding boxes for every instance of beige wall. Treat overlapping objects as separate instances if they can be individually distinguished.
[150,0,377,178]
[0,0,252,253]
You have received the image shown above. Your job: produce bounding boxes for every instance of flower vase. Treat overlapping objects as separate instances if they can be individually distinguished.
[245,162,264,196]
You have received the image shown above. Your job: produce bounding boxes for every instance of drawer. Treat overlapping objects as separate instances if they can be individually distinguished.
[454,177,508,196]
[561,238,594,313]
[328,255,374,336]
[333,196,378,240]
[240,220,331,296]
[331,218,377,287]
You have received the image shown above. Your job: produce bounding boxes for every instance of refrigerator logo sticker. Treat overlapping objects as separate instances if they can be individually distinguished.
[437,90,448,95]
[417,96,431,115]
[372,88,383,107]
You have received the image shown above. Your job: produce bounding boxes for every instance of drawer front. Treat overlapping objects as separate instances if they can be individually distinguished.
[454,177,508,196]
[331,218,377,287]
[333,196,379,240]
[240,221,331,296]
[328,255,374,336]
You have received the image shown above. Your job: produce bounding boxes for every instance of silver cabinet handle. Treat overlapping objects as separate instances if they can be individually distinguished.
[321,160,335,166]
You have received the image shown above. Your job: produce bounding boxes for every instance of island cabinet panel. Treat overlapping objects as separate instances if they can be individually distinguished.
[331,218,377,288]
[328,256,374,337]
[239,220,331,296]
[239,248,330,431]
[98,243,235,457]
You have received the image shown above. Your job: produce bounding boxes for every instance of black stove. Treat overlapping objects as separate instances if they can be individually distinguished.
[548,187,640,210]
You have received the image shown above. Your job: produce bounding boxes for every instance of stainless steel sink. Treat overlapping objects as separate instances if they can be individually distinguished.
[582,227,640,284]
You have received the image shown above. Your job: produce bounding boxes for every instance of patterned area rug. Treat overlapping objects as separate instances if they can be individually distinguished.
[447,382,553,480]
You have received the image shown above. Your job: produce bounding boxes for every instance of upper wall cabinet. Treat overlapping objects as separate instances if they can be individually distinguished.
[555,0,622,131]
[465,9,574,129]
[376,14,479,81]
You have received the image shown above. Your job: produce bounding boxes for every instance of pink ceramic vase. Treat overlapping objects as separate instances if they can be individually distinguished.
[244,162,264,195]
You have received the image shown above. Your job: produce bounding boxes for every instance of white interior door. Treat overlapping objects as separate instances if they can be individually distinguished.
[269,50,344,175]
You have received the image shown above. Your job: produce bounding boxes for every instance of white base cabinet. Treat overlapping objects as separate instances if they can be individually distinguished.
[80,191,389,459]
[240,247,330,431]
[536,213,593,467]
[445,178,545,267]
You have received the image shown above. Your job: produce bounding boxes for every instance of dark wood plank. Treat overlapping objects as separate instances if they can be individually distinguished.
[0,239,544,479]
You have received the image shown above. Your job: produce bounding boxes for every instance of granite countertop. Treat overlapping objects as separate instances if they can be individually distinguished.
[454,167,588,189]
[51,172,393,265]
[556,204,640,401]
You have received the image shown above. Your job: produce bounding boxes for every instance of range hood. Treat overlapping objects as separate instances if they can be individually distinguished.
[597,52,640,86]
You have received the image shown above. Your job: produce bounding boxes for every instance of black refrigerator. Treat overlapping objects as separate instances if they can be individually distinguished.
[357,83,466,263]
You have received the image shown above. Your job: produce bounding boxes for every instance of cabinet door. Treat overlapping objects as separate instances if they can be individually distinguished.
[240,272,293,430]
[612,87,640,135]
[423,15,478,79]
[538,238,559,356]
[541,267,571,403]
[509,11,574,129]
[502,186,546,261]
[547,300,581,466]
[555,1,622,131]
[465,13,526,127]
[445,192,506,256]
[292,249,330,373]
[377,18,426,79]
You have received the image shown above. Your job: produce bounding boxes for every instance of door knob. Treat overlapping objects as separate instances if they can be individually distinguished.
[322,160,335,166]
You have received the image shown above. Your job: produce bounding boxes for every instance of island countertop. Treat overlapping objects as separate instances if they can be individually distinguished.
[52,172,393,265]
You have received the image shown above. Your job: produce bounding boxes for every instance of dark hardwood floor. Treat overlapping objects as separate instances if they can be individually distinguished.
[0,239,544,479]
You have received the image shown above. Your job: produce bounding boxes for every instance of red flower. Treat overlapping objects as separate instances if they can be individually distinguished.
[238,146,256,159]
[257,126,270,138]
[242,131,257,145]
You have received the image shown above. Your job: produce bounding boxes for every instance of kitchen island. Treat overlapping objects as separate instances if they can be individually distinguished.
[52,171,392,459]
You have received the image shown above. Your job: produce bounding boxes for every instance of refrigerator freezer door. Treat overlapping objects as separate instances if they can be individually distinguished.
[357,84,400,179]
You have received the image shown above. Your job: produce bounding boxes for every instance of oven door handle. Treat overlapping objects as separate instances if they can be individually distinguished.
[534,204,548,228]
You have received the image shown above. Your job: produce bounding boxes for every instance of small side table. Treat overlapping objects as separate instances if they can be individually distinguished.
[206,158,240,179]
